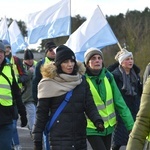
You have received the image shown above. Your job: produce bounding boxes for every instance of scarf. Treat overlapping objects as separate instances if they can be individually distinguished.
[119,65,138,96]
[38,73,82,98]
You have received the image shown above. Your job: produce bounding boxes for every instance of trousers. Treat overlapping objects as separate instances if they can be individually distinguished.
[87,134,112,150]
[0,123,13,150]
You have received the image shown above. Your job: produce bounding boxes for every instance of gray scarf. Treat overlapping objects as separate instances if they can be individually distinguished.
[119,65,138,96]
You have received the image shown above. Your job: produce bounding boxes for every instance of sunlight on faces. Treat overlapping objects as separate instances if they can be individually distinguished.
[88,54,103,70]
[61,59,75,74]
[121,56,134,70]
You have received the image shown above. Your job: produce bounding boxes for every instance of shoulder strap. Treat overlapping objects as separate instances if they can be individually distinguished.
[44,90,73,150]
[44,90,73,134]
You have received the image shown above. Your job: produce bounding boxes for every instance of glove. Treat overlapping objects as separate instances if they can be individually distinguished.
[95,120,105,132]
[34,141,42,150]
[20,115,28,127]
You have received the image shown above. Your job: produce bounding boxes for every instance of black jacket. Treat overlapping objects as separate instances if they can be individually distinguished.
[108,62,142,145]
[32,78,102,150]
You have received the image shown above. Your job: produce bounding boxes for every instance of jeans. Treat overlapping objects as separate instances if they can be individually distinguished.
[0,123,13,150]
[25,102,36,131]
[12,119,20,146]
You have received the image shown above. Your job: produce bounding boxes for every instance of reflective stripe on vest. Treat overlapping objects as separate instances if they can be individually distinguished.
[10,57,22,89]
[86,76,116,129]
[0,65,13,106]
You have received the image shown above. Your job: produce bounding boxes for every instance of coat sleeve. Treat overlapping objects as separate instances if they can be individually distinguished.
[11,69,26,117]
[143,63,150,85]
[32,61,42,102]
[126,77,150,150]
[110,75,134,131]
[32,98,50,144]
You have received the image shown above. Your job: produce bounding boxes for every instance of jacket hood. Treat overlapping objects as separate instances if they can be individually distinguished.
[41,61,86,79]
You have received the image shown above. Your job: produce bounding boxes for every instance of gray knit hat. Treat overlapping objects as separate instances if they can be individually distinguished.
[0,42,5,52]
[84,47,103,65]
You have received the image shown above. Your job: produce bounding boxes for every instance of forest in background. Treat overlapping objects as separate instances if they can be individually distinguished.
[1,7,150,78]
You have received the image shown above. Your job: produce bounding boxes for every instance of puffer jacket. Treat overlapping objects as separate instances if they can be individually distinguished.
[108,62,142,146]
[32,62,103,150]
[126,76,150,150]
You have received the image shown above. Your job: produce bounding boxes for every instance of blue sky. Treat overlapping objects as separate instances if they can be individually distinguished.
[1,0,149,21]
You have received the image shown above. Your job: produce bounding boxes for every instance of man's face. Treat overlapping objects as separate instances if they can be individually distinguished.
[5,46,11,56]
[0,50,5,65]
[46,47,56,59]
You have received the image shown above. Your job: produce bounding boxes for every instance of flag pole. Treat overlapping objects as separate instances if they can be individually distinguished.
[69,0,71,35]
[117,42,122,51]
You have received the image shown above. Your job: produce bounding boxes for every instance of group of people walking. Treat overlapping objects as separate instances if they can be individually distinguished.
[0,39,150,150]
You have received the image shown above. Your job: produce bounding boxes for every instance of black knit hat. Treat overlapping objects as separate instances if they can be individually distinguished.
[45,41,56,52]
[55,45,76,66]
[24,49,34,60]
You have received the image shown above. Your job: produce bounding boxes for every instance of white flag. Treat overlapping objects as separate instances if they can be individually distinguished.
[8,20,27,55]
[65,6,118,61]
[27,0,71,44]
[0,17,10,42]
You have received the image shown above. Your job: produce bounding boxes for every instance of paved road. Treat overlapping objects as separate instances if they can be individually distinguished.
[18,125,126,150]
[18,126,34,150]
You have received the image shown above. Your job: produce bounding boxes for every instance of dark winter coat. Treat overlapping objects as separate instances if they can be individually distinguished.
[32,62,103,150]
[108,62,142,146]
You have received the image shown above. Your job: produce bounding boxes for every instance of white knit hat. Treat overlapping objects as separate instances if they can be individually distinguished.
[84,47,103,65]
[115,48,133,64]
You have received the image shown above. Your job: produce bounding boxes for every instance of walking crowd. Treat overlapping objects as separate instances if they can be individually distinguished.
[0,38,150,150]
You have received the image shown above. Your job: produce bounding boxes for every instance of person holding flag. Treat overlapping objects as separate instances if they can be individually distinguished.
[108,49,142,150]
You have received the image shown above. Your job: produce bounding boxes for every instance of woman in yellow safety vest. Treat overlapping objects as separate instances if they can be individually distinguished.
[84,47,134,150]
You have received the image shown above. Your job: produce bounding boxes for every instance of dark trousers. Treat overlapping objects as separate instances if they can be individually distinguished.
[0,123,13,150]
[87,134,112,150]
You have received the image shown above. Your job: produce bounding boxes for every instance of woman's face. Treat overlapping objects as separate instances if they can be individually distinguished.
[61,59,75,74]
[88,54,103,70]
[121,56,134,70]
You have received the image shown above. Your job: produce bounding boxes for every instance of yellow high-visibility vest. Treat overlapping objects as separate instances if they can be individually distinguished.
[86,76,116,129]
[0,65,13,106]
